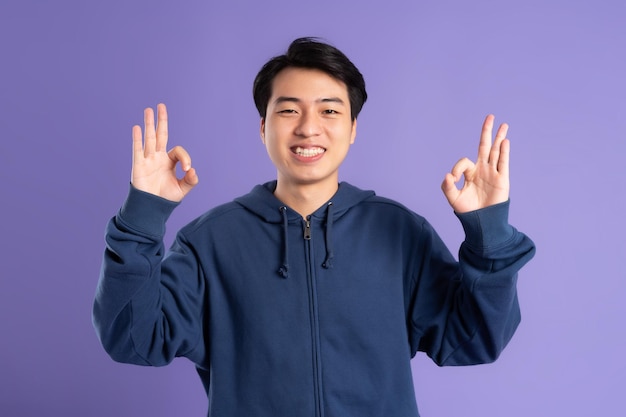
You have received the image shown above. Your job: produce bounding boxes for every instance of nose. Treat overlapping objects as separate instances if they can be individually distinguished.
[294,111,322,137]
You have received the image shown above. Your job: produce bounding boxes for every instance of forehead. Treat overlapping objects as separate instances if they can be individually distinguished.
[269,67,349,101]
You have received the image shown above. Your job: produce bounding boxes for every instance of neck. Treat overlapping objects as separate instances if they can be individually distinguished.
[274,180,338,218]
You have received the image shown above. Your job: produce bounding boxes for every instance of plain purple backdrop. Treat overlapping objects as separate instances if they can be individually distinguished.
[1,0,624,416]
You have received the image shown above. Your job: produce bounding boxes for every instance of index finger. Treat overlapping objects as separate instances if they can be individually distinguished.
[477,114,495,163]
[155,103,168,152]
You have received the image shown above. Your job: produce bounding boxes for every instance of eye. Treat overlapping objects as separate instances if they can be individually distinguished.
[323,109,339,115]
[278,109,297,114]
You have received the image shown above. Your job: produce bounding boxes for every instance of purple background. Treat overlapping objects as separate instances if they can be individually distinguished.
[1,0,624,416]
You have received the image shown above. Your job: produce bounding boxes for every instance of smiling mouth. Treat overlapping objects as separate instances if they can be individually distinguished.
[293,146,325,157]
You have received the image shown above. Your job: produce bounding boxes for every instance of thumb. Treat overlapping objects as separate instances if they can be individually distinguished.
[179,167,199,196]
[441,172,460,205]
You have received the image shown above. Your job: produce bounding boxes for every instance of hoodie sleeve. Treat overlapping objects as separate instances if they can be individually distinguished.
[92,186,206,367]
[408,200,535,366]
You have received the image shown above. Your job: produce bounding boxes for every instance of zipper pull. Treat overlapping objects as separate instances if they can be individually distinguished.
[304,217,311,240]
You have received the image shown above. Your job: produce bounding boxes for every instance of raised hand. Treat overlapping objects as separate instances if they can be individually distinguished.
[441,114,510,213]
[131,103,198,202]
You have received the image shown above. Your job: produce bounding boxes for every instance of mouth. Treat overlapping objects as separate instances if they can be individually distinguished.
[292,146,326,158]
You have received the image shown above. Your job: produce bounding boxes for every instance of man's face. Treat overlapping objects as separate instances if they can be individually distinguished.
[261,67,357,191]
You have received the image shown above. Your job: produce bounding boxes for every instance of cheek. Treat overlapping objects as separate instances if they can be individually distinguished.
[264,123,291,144]
[332,124,356,145]
[263,133,283,156]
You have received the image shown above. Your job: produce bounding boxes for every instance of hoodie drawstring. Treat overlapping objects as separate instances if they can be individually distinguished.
[278,206,289,278]
[277,202,334,278]
[322,202,334,269]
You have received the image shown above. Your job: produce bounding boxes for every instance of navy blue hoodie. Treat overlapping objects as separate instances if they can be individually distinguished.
[93,181,535,417]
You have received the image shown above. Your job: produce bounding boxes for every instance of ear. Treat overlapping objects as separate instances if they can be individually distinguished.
[349,118,357,144]
[260,118,266,144]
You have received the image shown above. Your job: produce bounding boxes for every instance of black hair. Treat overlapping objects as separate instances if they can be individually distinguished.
[253,37,367,121]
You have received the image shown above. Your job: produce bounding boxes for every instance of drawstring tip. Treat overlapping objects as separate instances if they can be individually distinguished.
[278,265,289,278]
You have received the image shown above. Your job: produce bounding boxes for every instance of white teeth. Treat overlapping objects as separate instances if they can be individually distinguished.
[295,147,325,157]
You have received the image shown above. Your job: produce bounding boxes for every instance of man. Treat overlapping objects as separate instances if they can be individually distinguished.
[94,37,535,417]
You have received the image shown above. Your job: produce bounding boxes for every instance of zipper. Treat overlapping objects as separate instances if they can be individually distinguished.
[303,216,323,417]
[304,216,312,240]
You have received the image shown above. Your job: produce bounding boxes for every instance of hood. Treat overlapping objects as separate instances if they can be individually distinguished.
[234,181,375,278]
[235,181,375,223]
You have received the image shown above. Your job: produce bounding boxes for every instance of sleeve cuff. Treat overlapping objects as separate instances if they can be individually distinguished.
[454,200,515,250]
[118,184,180,236]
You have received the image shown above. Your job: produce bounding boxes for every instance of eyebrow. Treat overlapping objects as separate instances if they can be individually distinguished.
[273,96,346,105]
